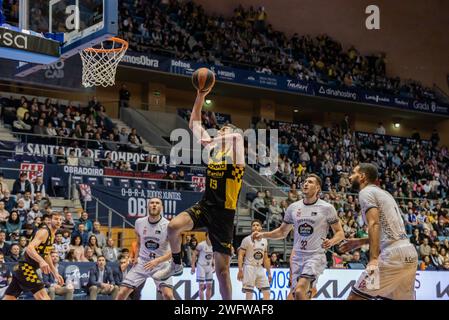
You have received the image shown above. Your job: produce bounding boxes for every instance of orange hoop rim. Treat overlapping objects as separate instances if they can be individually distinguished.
[83,37,129,54]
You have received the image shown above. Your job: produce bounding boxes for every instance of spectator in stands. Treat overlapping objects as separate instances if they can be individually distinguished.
[22,191,32,210]
[21,224,34,242]
[12,172,32,196]
[85,247,97,262]
[87,255,119,300]
[348,250,367,267]
[33,118,48,136]
[252,191,268,224]
[0,251,12,299]
[119,85,131,117]
[31,175,46,198]
[66,149,79,166]
[26,203,42,225]
[54,147,67,165]
[120,248,130,261]
[118,127,129,148]
[69,235,87,262]
[79,149,95,167]
[15,199,27,224]
[89,221,106,248]
[18,236,28,256]
[43,252,74,300]
[62,211,75,232]
[2,191,16,213]
[269,252,280,268]
[72,223,89,246]
[54,231,70,261]
[0,173,9,196]
[442,259,449,271]
[0,231,10,255]
[5,211,21,238]
[375,122,386,135]
[0,201,9,228]
[104,133,119,151]
[87,235,103,258]
[77,211,93,233]
[419,238,431,257]
[5,243,21,262]
[102,238,119,263]
[430,246,443,269]
[268,199,283,230]
[420,255,437,271]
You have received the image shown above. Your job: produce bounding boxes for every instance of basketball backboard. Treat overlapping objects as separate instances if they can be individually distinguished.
[13,0,118,77]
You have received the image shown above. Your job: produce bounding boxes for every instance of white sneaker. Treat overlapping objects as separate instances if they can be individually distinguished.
[152,262,183,281]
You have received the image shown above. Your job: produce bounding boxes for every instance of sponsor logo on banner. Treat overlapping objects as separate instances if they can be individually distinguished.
[20,163,44,182]
[140,268,449,300]
[64,166,104,176]
[394,98,409,106]
[364,94,391,103]
[121,54,160,68]
[286,79,310,93]
[210,66,236,80]
[318,86,358,101]
[413,100,431,112]
[259,76,278,86]
[192,176,206,192]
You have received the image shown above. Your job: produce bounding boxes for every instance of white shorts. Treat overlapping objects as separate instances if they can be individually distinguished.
[290,252,326,291]
[196,264,214,283]
[242,265,270,292]
[352,241,418,300]
[122,259,173,292]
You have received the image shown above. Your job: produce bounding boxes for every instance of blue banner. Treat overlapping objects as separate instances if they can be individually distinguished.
[120,51,449,116]
[89,185,203,224]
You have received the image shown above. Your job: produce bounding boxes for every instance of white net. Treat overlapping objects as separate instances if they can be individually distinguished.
[79,37,128,88]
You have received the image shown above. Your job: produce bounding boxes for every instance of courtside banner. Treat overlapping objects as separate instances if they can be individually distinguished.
[89,185,203,223]
[141,268,449,300]
[119,51,449,116]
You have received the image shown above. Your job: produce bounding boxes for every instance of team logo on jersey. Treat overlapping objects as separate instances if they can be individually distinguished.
[145,240,159,250]
[143,228,147,235]
[298,223,314,236]
[296,209,302,218]
[205,254,213,260]
[253,251,264,260]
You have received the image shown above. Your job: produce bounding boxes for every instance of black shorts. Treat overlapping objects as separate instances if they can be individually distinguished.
[5,262,45,298]
[185,200,235,256]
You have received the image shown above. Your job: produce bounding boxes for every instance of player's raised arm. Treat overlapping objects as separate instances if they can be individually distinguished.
[189,89,213,146]
[25,229,51,274]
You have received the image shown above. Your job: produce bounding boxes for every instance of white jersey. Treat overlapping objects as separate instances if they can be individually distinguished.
[239,235,268,267]
[359,185,408,250]
[135,216,170,262]
[195,241,214,267]
[284,199,339,254]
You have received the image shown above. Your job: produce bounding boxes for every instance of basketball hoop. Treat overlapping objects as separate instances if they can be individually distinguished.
[80,37,128,88]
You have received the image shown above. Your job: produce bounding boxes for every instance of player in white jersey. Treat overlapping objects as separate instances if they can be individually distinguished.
[341,163,418,300]
[253,174,344,300]
[238,219,272,300]
[191,233,215,300]
[115,198,174,300]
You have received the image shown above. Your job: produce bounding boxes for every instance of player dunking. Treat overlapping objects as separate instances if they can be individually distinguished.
[341,163,418,300]
[253,174,345,300]
[153,88,245,300]
[3,212,64,300]
[238,219,272,300]
[116,198,174,300]
[191,233,214,300]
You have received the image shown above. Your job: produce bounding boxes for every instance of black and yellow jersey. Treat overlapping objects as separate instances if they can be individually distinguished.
[21,225,54,269]
[203,148,245,210]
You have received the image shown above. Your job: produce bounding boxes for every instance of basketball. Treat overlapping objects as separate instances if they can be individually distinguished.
[192,68,215,92]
